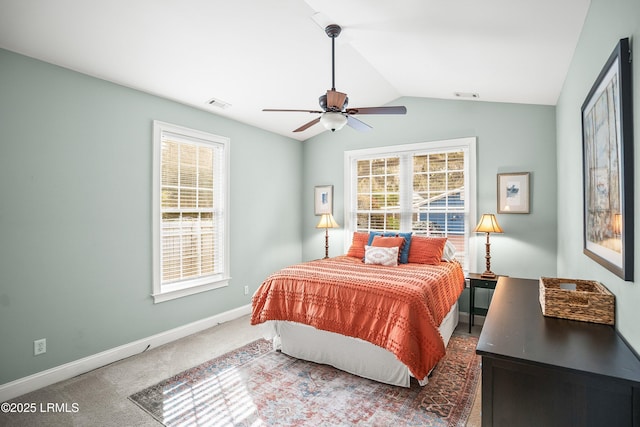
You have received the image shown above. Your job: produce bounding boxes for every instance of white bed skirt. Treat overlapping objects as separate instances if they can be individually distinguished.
[259,301,459,388]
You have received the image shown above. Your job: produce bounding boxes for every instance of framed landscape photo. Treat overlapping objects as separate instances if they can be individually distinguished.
[497,172,530,214]
[314,185,333,215]
[582,37,634,281]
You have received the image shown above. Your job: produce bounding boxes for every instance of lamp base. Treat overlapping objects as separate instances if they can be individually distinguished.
[481,271,497,279]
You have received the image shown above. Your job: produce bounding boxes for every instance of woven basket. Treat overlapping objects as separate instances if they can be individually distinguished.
[539,277,615,325]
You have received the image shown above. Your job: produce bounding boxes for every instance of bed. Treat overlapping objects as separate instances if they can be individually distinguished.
[250,233,466,387]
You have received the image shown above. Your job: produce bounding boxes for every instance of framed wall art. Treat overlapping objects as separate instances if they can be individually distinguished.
[497,172,530,214]
[314,185,333,215]
[582,37,633,281]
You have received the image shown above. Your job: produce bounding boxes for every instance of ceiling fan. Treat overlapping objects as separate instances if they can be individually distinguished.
[263,24,407,133]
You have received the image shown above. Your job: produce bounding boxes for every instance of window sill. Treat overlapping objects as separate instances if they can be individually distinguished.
[152,277,230,303]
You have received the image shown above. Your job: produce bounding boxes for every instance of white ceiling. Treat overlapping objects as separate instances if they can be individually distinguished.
[0,0,590,141]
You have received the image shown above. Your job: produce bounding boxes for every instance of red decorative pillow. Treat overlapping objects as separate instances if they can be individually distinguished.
[408,236,447,265]
[372,235,405,249]
[372,235,405,261]
[346,232,370,259]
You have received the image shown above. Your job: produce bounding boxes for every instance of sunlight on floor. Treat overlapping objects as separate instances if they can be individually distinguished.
[162,366,264,426]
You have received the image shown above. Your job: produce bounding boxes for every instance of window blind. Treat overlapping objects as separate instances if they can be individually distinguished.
[160,135,225,284]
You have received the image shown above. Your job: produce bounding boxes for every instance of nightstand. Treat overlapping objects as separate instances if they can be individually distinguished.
[468,273,499,332]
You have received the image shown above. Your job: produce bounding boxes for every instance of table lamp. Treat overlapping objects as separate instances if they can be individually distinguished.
[316,213,339,259]
[474,213,503,278]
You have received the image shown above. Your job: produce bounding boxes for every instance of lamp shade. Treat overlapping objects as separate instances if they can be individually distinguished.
[320,112,347,132]
[474,214,503,233]
[316,213,339,229]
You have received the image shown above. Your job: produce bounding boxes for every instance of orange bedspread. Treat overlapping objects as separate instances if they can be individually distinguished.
[251,255,465,380]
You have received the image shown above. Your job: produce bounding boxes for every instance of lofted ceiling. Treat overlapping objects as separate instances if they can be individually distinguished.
[0,0,590,141]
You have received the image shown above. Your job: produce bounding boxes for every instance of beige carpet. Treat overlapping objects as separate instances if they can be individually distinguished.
[0,316,482,426]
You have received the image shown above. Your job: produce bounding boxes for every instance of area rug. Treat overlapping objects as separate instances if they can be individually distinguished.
[129,334,480,426]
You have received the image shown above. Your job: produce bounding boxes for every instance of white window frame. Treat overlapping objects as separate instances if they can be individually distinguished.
[152,120,231,303]
[344,137,477,274]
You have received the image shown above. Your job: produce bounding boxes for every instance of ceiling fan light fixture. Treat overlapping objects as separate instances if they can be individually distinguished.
[320,112,347,132]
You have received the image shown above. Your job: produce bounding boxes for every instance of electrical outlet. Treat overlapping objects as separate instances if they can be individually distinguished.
[34,338,46,356]
[244,286,249,295]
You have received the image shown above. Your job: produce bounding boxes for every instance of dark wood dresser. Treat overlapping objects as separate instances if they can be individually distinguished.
[476,277,640,427]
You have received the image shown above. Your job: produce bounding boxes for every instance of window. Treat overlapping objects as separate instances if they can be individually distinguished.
[344,138,476,272]
[152,121,230,303]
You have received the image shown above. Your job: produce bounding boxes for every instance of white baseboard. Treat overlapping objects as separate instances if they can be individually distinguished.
[0,304,252,403]
[458,312,469,324]
[458,312,485,328]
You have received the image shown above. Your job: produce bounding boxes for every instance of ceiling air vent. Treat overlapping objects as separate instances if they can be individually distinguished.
[206,97,232,109]
[454,92,480,99]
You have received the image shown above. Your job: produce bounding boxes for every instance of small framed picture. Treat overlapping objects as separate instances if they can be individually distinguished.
[314,185,333,215]
[497,173,530,214]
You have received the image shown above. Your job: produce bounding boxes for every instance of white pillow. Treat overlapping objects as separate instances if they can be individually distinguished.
[364,245,399,266]
[442,240,456,262]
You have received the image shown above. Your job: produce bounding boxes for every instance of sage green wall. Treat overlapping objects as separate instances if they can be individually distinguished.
[0,49,302,384]
[301,96,558,284]
[556,0,640,351]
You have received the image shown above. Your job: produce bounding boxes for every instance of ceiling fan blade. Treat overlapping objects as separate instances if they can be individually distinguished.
[346,115,372,132]
[293,117,321,132]
[263,108,323,113]
[346,106,407,115]
[327,90,347,110]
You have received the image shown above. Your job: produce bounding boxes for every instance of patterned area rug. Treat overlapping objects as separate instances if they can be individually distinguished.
[129,334,480,426]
